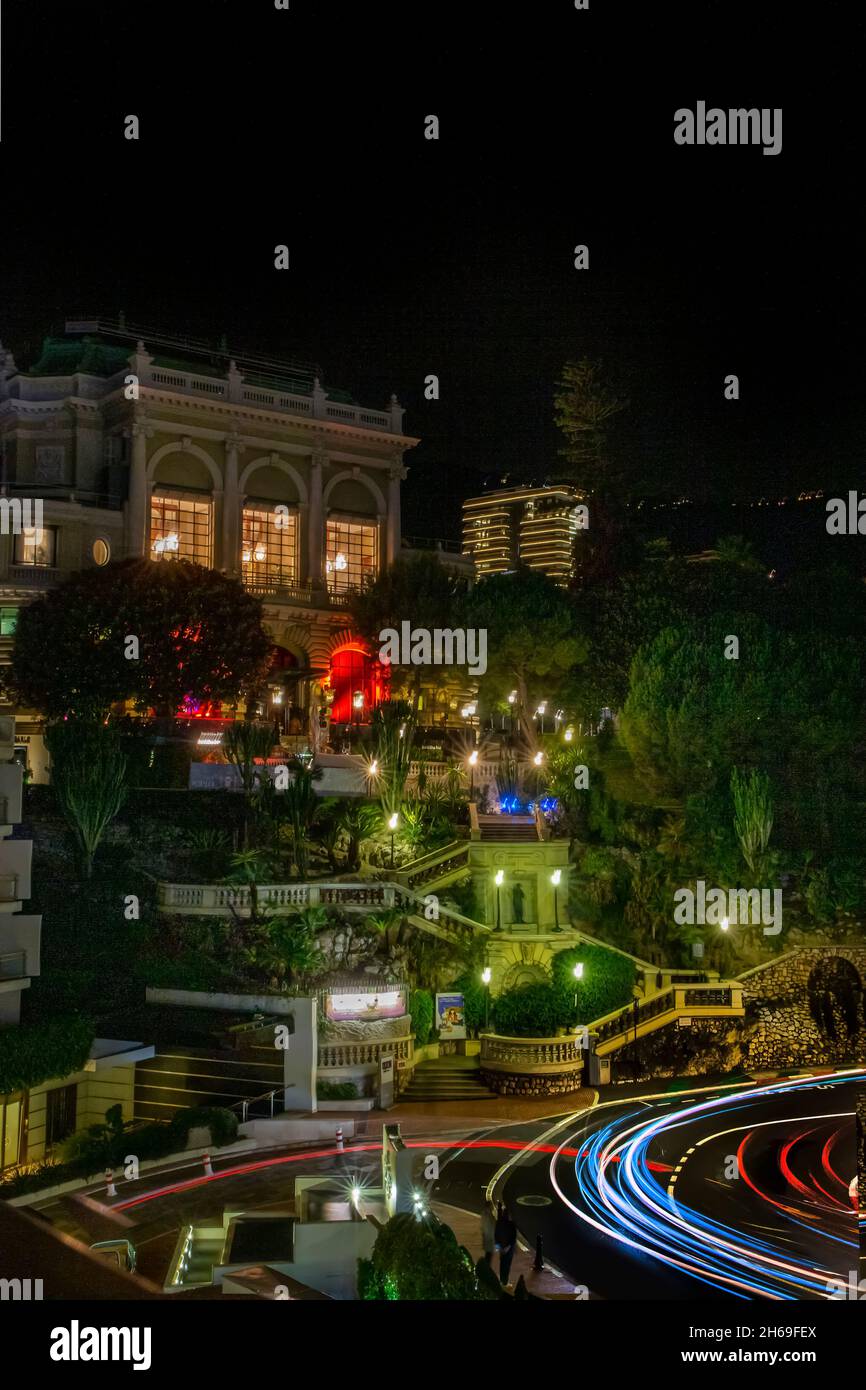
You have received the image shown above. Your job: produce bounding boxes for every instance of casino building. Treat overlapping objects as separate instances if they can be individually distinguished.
[0,318,421,775]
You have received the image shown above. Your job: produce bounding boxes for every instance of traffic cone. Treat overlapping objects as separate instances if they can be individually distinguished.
[202,1152,214,1176]
[335,1127,344,1152]
[105,1168,117,1198]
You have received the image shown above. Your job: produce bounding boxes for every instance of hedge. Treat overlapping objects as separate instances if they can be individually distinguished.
[550,943,636,1024]
[409,988,434,1046]
[0,1014,95,1095]
[491,983,572,1038]
[317,1080,359,1100]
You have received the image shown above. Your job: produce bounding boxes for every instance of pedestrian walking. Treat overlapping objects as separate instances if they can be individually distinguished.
[481,1203,496,1266]
[495,1204,517,1287]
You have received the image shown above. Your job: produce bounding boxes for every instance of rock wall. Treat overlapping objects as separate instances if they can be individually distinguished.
[479,1069,583,1097]
[740,947,866,1069]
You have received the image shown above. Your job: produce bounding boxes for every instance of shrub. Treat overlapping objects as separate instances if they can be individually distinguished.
[317,1081,359,1100]
[492,983,571,1037]
[550,943,636,1024]
[450,972,487,1034]
[364,1212,480,1300]
[0,1014,94,1094]
[409,988,434,1046]
[170,1106,238,1148]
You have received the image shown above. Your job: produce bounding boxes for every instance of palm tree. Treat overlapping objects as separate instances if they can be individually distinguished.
[372,700,416,820]
[279,757,324,878]
[337,799,381,871]
[656,815,689,863]
[224,721,275,848]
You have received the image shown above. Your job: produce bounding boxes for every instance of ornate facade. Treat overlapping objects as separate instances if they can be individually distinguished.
[0,320,419,773]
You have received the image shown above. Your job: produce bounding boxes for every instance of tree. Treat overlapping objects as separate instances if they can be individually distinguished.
[224,721,276,848]
[550,944,636,1023]
[465,569,587,747]
[337,799,382,871]
[45,720,128,878]
[347,553,467,708]
[372,700,416,819]
[11,558,272,719]
[362,1212,480,1300]
[731,767,774,876]
[553,357,629,496]
[278,757,324,878]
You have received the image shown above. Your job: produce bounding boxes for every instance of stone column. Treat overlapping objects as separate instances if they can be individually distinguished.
[222,433,245,574]
[308,450,326,593]
[387,458,407,564]
[126,418,153,557]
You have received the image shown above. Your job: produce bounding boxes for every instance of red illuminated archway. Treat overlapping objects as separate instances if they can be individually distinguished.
[328,646,388,723]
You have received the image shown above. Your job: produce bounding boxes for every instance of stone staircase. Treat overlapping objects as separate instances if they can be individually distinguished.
[476,814,539,843]
[400,1054,499,1103]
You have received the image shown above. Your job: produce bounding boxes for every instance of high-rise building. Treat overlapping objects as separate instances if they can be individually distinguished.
[462,483,585,585]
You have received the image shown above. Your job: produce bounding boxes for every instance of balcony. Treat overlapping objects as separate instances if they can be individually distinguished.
[7,565,62,588]
[242,575,313,601]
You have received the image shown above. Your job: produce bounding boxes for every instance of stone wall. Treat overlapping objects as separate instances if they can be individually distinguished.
[479,1068,583,1098]
[739,947,866,1069]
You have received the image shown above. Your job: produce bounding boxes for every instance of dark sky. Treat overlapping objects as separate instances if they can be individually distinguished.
[2,1,862,541]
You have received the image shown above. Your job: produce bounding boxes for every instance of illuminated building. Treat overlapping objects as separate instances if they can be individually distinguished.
[462,483,585,585]
[0,319,419,766]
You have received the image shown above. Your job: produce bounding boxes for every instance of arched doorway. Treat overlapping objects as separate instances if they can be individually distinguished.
[328,646,388,725]
[807,956,863,1042]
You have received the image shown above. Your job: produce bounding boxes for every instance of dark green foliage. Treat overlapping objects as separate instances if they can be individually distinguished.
[45,720,127,878]
[0,1014,94,1094]
[363,1212,481,1300]
[317,1080,359,1100]
[11,558,272,718]
[550,943,636,1024]
[0,1105,238,1197]
[492,982,572,1037]
[466,570,587,747]
[450,971,487,1033]
[409,988,434,1046]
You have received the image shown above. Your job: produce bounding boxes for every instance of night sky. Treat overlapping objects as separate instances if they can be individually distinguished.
[2,1,861,545]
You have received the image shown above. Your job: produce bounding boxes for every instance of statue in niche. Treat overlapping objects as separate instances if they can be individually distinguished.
[511,882,525,924]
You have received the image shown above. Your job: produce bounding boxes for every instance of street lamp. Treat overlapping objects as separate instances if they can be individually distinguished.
[533,750,544,766]
[572,960,584,1019]
[388,811,399,868]
[467,748,479,801]
[493,869,504,931]
[481,965,492,1030]
[550,868,562,931]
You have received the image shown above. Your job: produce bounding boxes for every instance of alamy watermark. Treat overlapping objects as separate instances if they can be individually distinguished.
[674,104,782,156]
[0,497,43,534]
[378,622,487,676]
[673,879,782,936]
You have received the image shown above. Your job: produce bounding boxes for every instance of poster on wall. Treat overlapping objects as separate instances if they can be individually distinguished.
[325,989,406,1023]
[435,993,466,1040]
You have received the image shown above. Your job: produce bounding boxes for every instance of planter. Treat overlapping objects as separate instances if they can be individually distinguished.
[316,1098,376,1112]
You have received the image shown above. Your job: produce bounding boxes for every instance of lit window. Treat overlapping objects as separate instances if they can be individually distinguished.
[0,608,17,637]
[14,526,57,567]
[150,494,211,565]
[92,538,110,566]
[241,506,297,586]
[325,518,378,594]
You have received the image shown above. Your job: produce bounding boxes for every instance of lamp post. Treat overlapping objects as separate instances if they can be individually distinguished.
[572,960,584,1023]
[468,748,479,802]
[388,811,398,869]
[550,868,562,931]
[494,869,504,931]
[481,965,492,1031]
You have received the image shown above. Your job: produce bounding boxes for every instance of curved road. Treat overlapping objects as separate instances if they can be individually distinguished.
[501,1070,862,1300]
